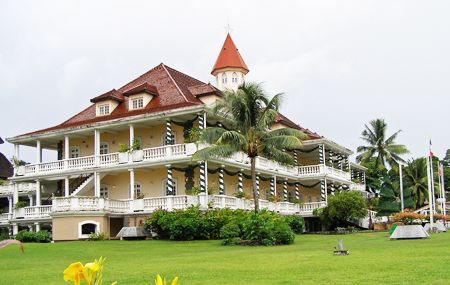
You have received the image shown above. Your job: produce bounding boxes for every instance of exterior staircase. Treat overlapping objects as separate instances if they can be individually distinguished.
[70,173,105,196]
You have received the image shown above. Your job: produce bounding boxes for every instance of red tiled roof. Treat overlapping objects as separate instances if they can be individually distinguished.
[20,63,205,137]
[275,113,322,140]
[90,89,124,103]
[211,33,249,75]
[123,82,158,97]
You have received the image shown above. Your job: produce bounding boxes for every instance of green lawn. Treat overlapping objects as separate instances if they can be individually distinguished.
[1,231,450,285]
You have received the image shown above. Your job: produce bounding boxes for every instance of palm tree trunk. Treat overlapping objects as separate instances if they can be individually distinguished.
[251,157,260,212]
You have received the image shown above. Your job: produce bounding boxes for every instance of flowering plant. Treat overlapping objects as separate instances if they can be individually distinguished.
[391,210,426,225]
[63,257,116,285]
[63,257,179,285]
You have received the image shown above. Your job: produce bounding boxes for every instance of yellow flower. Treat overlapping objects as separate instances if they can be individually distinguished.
[85,261,101,284]
[155,274,178,285]
[63,262,87,285]
[155,274,163,285]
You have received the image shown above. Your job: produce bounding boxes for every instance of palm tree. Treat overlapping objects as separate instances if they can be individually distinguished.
[356,118,409,170]
[403,158,430,209]
[194,82,305,212]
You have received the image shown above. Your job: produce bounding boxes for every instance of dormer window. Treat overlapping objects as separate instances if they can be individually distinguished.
[123,83,158,111]
[131,97,144,109]
[98,104,110,115]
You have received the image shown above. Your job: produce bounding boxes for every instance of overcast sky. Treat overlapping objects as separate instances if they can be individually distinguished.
[0,0,449,163]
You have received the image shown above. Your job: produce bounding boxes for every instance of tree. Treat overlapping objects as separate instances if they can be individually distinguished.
[314,191,368,230]
[194,82,305,212]
[403,158,429,209]
[356,118,409,170]
[377,174,400,216]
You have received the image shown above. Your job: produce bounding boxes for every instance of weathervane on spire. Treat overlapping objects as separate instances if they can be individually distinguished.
[224,19,233,34]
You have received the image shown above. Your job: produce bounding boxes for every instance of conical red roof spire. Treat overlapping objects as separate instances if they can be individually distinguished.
[211,33,249,75]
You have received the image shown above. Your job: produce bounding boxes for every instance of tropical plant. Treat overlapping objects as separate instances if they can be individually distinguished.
[356,118,409,170]
[314,191,368,229]
[377,174,400,217]
[14,201,27,209]
[403,158,429,209]
[194,82,305,211]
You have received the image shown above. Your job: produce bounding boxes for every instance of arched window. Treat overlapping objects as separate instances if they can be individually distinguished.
[134,182,142,198]
[222,74,227,84]
[70,146,80,158]
[100,142,109,155]
[162,178,178,196]
[232,72,238,83]
[100,184,109,198]
[78,220,100,239]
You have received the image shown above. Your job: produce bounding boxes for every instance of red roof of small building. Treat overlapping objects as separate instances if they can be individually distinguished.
[211,33,249,75]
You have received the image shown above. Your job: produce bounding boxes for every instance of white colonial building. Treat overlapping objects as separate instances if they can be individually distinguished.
[1,34,368,240]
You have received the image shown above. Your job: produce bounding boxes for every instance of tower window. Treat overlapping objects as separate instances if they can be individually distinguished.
[222,74,227,84]
[232,72,238,83]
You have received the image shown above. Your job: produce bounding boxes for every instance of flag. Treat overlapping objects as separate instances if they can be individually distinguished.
[429,139,434,157]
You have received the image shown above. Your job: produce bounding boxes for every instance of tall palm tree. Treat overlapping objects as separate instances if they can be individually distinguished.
[403,158,429,209]
[356,118,409,170]
[194,82,305,212]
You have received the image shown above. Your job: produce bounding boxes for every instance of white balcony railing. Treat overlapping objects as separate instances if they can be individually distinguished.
[4,195,326,224]
[15,142,358,188]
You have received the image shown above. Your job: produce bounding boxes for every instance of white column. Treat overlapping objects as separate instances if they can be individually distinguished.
[64,177,70,197]
[28,194,34,207]
[64,135,70,169]
[13,184,19,207]
[12,223,18,236]
[129,124,135,146]
[94,171,100,197]
[8,196,13,214]
[34,222,40,232]
[36,140,42,164]
[14,144,20,160]
[94,129,100,166]
[129,169,135,199]
[35,180,41,206]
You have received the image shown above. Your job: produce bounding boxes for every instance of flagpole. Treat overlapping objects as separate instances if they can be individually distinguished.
[427,154,434,229]
[430,156,436,214]
[440,162,446,216]
[399,162,404,211]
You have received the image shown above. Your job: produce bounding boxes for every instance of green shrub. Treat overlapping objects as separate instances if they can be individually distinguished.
[220,222,241,240]
[88,232,105,241]
[14,201,27,209]
[15,230,51,243]
[145,207,295,245]
[0,227,10,241]
[273,222,295,245]
[35,230,52,243]
[283,215,305,234]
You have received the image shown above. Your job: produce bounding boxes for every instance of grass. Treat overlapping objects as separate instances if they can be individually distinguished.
[1,231,450,284]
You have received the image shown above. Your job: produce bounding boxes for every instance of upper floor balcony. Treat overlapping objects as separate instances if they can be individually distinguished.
[12,142,353,183]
